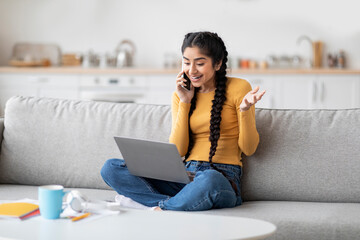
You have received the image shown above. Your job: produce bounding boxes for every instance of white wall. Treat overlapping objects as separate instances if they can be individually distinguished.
[0,0,359,68]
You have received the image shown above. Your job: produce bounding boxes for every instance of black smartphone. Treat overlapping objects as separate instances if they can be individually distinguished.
[182,73,191,91]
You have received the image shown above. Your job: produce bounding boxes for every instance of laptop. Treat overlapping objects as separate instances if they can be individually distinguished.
[114,136,192,184]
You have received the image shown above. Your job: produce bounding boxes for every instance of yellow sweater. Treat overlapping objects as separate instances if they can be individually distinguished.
[169,77,259,166]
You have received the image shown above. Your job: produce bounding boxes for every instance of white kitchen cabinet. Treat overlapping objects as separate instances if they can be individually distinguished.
[242,74,360,110]
[30,74,79,99]
[0,74,80,116]
[142,75,175,105]
[0,74,37,116]
[314,75,360,109]
[276,75,316,109]
[276,74,360,109]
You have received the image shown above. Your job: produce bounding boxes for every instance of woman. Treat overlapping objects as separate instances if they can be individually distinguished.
[101,31,265,211]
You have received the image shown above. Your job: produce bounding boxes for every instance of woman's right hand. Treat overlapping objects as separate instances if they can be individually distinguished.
[176,71,194,103]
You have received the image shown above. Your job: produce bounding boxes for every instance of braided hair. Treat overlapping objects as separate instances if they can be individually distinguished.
[182,32,229,164]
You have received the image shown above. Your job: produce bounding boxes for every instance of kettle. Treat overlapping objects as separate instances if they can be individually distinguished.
[115,39,136,67]
[297,35,323,68]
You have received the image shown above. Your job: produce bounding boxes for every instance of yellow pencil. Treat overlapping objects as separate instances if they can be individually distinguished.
[71,212,91,222]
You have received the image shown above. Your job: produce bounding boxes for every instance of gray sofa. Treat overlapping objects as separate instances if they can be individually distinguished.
[0,96,359,240]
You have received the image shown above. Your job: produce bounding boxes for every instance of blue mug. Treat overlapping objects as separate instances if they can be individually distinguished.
[38,185,68,219]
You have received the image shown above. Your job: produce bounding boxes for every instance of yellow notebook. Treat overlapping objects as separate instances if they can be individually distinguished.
[0,202,39,218]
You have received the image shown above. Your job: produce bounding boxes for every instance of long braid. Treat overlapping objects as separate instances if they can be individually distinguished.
[208,36,228,164]
[185,87,199,160]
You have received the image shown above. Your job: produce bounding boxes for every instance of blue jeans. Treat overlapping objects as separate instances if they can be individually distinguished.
[100,159,242,211]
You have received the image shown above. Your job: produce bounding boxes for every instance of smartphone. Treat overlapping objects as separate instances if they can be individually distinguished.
[182,72,191,91]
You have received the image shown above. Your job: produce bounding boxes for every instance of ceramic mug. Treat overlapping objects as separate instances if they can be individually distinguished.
[38,185,68,219]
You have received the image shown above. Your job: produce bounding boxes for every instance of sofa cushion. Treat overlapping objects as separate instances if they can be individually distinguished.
[205,201,360,240]
[242,108,360,203]
[0,96,171,189]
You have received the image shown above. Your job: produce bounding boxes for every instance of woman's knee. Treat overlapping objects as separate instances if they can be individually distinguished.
[100,158,126,183]
[186,169,236,209]
[196,169,232,191]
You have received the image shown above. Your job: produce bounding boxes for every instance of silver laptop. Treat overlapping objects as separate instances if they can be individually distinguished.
[114,136,192,184]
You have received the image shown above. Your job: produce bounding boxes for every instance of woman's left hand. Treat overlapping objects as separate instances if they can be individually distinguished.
[239,86,266,112]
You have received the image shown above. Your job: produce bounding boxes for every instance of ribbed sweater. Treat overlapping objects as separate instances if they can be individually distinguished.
[169,77,259,166]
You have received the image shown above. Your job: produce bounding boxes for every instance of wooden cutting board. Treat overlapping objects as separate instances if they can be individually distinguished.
[9,59,51,67]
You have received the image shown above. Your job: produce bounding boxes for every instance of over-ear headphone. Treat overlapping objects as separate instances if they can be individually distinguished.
[64,190,120,213]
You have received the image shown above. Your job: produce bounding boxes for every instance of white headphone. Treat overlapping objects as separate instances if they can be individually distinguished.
[64,190,120,213]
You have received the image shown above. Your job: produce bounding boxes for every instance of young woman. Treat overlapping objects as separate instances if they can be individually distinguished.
[101,31,265,211]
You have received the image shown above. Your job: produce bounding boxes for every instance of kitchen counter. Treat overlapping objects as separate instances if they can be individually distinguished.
[0,66,360,75]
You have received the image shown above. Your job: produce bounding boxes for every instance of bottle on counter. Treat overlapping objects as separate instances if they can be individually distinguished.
[240,59,249,69]
[259,60,268,69]
[82,53,90,68]
[336,50,346,69]
[265,55,278,68]
[248,60,257,69]
[327,54,336,68]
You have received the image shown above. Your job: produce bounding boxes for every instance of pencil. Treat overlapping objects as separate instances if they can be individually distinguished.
[71,212,91,222]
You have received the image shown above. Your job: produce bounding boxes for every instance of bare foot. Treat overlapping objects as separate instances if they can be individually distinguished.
[153,206,162,211]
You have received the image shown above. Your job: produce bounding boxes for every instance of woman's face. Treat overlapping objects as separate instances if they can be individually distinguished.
[183,46,221,92]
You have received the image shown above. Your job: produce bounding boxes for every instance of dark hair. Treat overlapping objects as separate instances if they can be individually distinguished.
[182,32,228,164]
